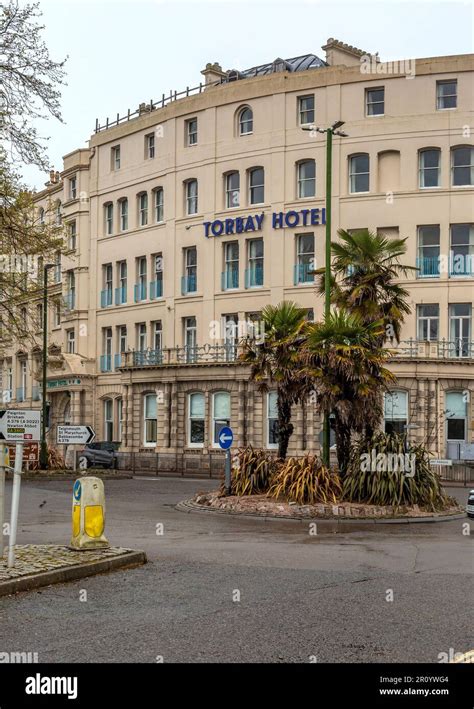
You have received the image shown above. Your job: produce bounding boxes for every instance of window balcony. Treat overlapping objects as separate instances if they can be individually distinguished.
[134,282,147,302]
[99,354,112,372]
[115,286,127,305]
[114,353,123,369]
[294,263,314,285]
[32,385,41,401]
[150,280,163,299]
[416,256,440,277]
[100,289,113,308]
[132,349,163,366]
[391,338,474,360]
[63,291,76,310]
[16,387,25,402]
[221,269,239,290]
[449,254,474,277]
[245,265,264,288]
[181,274,197,295]
[119,344,244,368]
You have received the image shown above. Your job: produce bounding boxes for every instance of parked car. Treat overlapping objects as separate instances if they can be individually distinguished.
[78,442,119,469]
[467,489,474,518]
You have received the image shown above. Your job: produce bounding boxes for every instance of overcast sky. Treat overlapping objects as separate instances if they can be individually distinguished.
[23,0,473,189]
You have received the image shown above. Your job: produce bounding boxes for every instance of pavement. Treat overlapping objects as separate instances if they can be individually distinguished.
[0,476,472,663]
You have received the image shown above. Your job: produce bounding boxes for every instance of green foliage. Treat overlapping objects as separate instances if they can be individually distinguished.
[268,454,342,505]
[342,432,454,511]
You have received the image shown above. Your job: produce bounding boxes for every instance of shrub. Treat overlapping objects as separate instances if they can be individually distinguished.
[225,446,278,496]
[268,454,342,505]
[342,432,453,511]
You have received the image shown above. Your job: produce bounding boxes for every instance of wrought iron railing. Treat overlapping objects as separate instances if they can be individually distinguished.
[390,339,474,359]
[116,344,242,369]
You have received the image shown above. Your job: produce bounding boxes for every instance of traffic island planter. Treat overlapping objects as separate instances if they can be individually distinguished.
[0,545,147,597]
[177,492,465,524]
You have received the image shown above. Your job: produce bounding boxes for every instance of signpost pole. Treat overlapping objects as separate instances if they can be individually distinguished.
[224,449,231,496]
[0,444,5,559]
[7,442,23,568]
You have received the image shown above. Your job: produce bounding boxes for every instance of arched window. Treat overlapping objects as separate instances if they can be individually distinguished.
[39,207,45,224]
[297,160,315,198]
[188,392,205,446]
[239,107,253,135]
[212,392,230,446]
[143,393,157,447]
[384,390,408,435]
[451,146,474,186]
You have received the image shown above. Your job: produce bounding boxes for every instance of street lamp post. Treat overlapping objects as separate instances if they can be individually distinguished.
[303,120,348,466]
[39,263,55,469]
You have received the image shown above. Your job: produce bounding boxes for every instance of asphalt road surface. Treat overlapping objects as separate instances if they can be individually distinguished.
[0,477,472,663]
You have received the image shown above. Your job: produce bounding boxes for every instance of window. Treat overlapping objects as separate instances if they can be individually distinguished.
[151,253,163,298]
[188,392,204,446]
[419,149,441,188]
[366,87,384,116]
[297,160,316,198]
[185,179,198,215]
[54,300,61,327]
[349,154,370,193]
[102,328,112,373]
[445,392,467,446]
[222,242,239,290]
[298,95,314,125]
[67,220,77,250]
[153,321,162,351]
[450,224,474,276]
[246,238,264,288]
[154,187,164,223]
[451,146,474,186]
[144,394,157,447]
[138,193,148,226]
[66,270,75,309]
[104,400,113,442]
[137,323,147,353]
[55,201,62,226]
[102,263,113,307]
[119,199,128,231]
[449,303,471,357]
[417,225,440,277]
[54,251,61,283]
[69,176,77,200]
[111,145,121,170]
[183,247,197,294]
[187,118,198,146]
[249,167,264,205]
[384,391,407,435]
[39,208,45,224]
[225,172,240,208]
[117,398,123,442]
[239,107,253,135]
[437,80,457,110]
[212,392,231,446]
[36,303,43,330]
[118,325,127,353]
[135,256,147,302]
[105,203,113,235]
[295,233,315,284]
[116,260,127,304]
[145,133,155,159]
[267,391,279,448]
[66,329,75,354]
[184,317,197,363]
[417,304,439,341]
[223,314,238,360]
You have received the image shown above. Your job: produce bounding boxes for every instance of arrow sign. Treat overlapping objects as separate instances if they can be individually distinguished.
[0,410,41,442]
[57,425,95,445]
[218,426,233,450]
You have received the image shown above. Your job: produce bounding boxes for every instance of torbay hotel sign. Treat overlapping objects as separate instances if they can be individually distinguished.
[203,207,326,238]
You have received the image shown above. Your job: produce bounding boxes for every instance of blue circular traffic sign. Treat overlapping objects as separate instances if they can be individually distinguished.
[218,426,233,450]
[73,480,82,502]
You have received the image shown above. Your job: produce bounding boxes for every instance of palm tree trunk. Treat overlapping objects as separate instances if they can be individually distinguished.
[334,411,351,478]
[277,391,293,459]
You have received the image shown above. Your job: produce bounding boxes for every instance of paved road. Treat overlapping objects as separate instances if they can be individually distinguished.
[0,477,472,663]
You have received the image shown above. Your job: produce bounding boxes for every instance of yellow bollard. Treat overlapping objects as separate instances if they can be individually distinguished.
[70,477,109,550]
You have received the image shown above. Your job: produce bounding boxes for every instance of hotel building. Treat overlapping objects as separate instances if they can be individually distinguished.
[1,39,473,472]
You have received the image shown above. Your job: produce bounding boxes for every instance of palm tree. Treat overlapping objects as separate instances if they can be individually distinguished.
[317,229,415,343]
[304,309,396,477]
[240,301,311,459]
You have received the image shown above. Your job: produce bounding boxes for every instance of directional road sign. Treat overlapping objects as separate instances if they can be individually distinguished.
[57,425,95,445]
[0,410,41,442]
[218,426,233,450]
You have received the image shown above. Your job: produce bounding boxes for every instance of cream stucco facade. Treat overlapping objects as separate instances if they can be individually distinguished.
[2,39,474,472]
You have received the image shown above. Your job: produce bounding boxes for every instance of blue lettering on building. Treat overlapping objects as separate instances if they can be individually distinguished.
[204,208,325,237]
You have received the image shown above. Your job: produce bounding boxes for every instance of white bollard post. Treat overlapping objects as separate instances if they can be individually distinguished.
[7,442,23,568]
[0,444,5,560]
